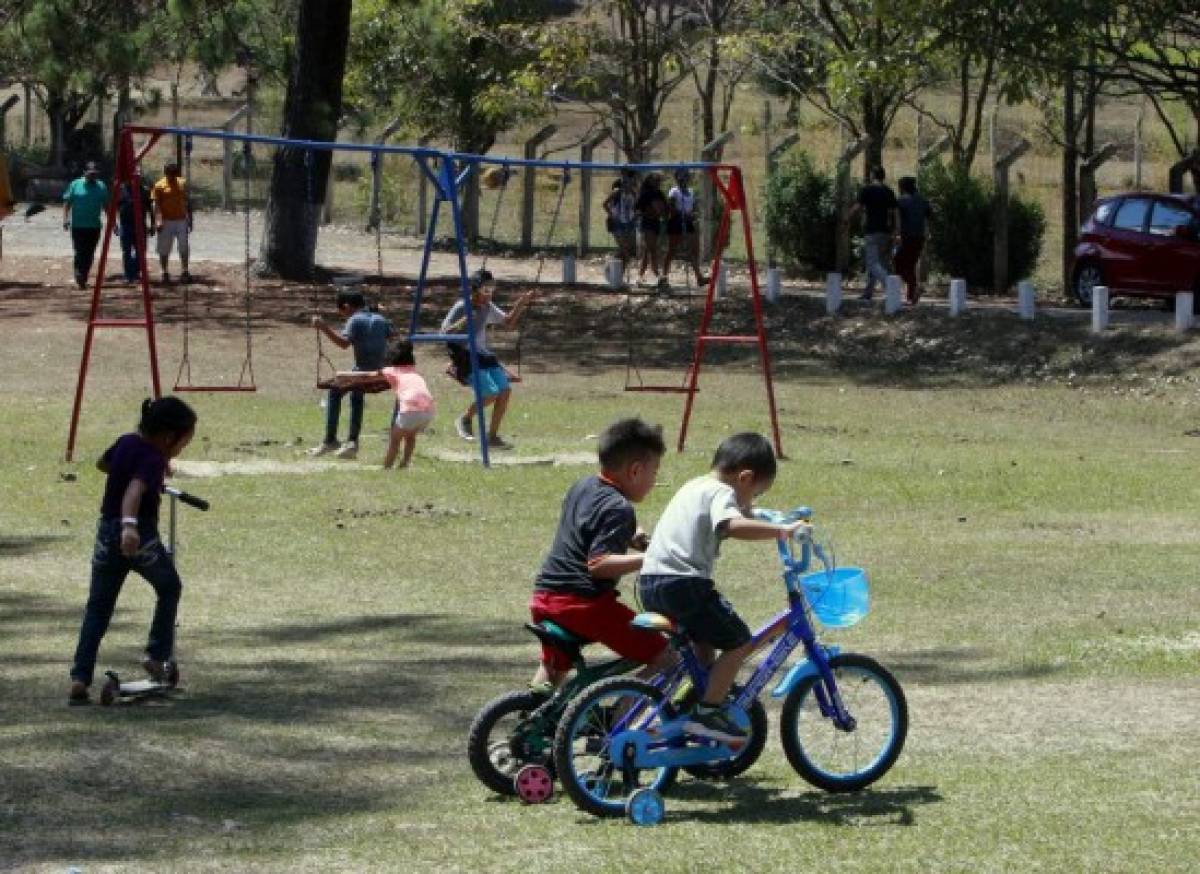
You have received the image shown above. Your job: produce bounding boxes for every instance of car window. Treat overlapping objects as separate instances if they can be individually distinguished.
[1092,200,1117,226]
[1111,198,1150,232]
[1148,200,1196,237]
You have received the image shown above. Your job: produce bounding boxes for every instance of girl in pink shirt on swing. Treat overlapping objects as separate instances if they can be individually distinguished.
[334,340,434,469]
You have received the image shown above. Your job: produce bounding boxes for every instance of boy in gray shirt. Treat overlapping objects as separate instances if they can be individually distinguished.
[638,433,808,743]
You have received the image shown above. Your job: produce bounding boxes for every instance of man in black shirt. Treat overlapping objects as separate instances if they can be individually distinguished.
[848,166,899,301]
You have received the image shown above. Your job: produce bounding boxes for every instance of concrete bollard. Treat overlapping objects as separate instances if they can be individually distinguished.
[605,258,623,289]
[1017,280,1036,320]
[562,252,576,284]
[1091,286,1109,333]
[949,279,967,316]
[825,272,842,315]
[884,274,903,314]
[1175,292,1193,333]
[716,264,728,299]
[766,267,781,303]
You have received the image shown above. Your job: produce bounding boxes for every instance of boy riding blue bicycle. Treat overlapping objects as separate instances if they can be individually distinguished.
[638,432,806,743]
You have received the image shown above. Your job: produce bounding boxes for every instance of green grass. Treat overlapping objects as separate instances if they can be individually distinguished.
[1,304,1199,872]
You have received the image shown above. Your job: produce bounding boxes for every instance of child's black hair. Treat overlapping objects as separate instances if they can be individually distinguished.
[711,432,776,481]
[598,418,666,469]
[138,396,197,442]
[898,176,917,195]
[387,339,416,367]
[336,288,366,310]
[470,268,494,291]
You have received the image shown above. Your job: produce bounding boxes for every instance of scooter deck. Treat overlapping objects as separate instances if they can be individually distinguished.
[100,670,180,705]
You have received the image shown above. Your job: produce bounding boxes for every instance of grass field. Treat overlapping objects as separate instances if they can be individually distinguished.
[1,275,1199,872]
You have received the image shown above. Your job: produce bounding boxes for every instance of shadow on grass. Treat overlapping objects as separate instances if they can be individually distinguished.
[0,533,71,556]
[668,777,943,827]
[886,646,1065,685]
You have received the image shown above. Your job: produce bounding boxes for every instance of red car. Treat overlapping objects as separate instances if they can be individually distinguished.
[1072,192,1200,306]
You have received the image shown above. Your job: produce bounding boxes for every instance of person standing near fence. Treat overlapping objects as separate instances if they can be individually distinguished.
[895,176,932,305]
[847,166,898,301]
[151,162,192,284]
[61,162,110,289]
[117,179,155,283]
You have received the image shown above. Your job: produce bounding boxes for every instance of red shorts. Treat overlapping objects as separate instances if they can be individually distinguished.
[529,589,667,672]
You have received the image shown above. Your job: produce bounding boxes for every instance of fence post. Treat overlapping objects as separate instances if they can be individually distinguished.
[885,275,903,314]
[949,278,968,316]
[366,116,403,231]
[521,124,558,250]
[993,138,1030,296]
[1079,143,1118,220]
[23,83,31,147]
[1133,99,1145,189]
[1091,285,1109,333]
[825,272,842,315]
[835,137,870,273]
[1175,292,1193,333]
[219,103,249,212]
[700,130,733,263]
[578,128,612,255]
[0,95,18,149]
[1017,280,1036,320]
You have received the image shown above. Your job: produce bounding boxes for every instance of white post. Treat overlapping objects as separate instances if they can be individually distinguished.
[766,267,781,303]
[1091,286,1109,333]
[1175,292,1193,333]
[949,279,968,316]
[884,274,903,314]
[825,272,843,315]
[562,252,576,284]
[715,264,728,299]
[1017,280,1036,320]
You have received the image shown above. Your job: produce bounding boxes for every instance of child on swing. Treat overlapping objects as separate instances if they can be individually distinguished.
[68,397,198,705]
[332,339,434,469]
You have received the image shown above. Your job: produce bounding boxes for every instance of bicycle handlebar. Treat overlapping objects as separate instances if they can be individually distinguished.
[164,486,210,511]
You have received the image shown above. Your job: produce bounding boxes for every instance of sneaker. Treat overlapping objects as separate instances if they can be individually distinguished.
[308,441,340,457]
[335,441,359,459]
[74,273,87,289]
[68,680,90,706]
[487,434,514,450]
[180,271,193,283]
[162,271,171,285]
[454,415,474,441]
[684,705,747,744]
[141,656,180,687]
[858,292,873,301]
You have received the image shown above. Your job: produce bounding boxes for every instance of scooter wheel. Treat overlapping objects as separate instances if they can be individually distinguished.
[626,787,665,826]
[99,677,118,706]
[514,764,554,804]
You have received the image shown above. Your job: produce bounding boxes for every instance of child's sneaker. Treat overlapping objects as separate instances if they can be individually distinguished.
[308,441,339,456]
[335,441,358,459]
[454,414,474,441]
[487,434,514,450]
[68,680,90,706]
[141,656,180,687]
[684,704,747,744]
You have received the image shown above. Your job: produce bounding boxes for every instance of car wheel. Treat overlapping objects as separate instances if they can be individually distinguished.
[1073,262,1104,308]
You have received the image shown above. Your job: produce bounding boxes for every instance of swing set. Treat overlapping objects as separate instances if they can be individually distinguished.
[65,124,782,466]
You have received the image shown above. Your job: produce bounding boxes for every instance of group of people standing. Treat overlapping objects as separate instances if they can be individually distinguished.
[604,168,708,291]
[849,166,932,305]
[60,161,193,289]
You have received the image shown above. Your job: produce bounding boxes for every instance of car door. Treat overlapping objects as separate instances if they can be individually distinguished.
[1104,196,1153,293]
[1145,199,1200,294]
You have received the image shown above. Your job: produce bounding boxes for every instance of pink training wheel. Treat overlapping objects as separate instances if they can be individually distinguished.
[514,764,554,804]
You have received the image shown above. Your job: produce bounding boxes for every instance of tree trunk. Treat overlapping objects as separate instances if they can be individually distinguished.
[257,0,352,279]
[1061,70,1078,294]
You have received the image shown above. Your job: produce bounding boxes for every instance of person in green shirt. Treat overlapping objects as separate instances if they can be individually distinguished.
[62,162,110,289]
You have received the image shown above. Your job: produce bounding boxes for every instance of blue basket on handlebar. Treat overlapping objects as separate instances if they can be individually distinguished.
[799,567,870,628]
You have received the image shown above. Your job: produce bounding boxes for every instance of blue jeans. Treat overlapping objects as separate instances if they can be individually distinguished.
[118,220,141,281]
[862,232,893,295]
[324,385,365,444]
[70,518,182,686]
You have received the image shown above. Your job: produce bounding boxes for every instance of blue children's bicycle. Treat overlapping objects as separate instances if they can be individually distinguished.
[551,507,908,823]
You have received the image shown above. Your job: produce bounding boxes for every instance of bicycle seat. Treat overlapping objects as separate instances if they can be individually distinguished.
[630,613,683,636]
[525,621,591,662]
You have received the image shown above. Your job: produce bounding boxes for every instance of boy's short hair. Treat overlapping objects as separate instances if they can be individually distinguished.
[470,268,494,291]
[387,339,416,366]
[898,176,917,195]
[336,289,366,310]
[711,432,776,481]
[870,165,886,182]
[598,418,666,469]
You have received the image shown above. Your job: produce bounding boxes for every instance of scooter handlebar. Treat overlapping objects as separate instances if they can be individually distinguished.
[164,486,210,511]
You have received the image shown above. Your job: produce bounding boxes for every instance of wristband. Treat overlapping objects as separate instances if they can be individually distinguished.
[121,516,139,527]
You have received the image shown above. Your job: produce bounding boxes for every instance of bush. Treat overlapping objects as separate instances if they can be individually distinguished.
[920,162,1045,292]
[763,150,840,273]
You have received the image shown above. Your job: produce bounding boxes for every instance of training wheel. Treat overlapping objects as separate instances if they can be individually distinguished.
[626,788,665,826]
[514,764,554,804]
[99,676,118,707]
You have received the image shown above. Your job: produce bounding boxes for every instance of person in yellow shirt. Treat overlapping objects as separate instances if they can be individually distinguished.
[150,162,192,283]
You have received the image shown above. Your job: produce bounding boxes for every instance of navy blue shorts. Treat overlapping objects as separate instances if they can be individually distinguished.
[637,574,751,650]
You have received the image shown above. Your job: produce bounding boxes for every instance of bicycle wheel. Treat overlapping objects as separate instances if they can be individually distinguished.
[467,690,550,796]
[779,653,907,792]
[683,697,768,781]
[553,676,679,818]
